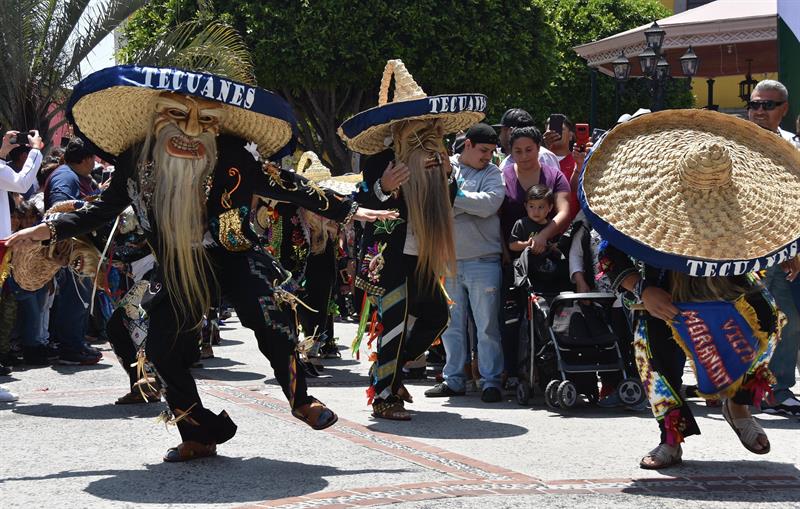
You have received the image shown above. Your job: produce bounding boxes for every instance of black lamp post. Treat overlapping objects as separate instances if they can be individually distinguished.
[630,21,699,111]
[611,51,631,120]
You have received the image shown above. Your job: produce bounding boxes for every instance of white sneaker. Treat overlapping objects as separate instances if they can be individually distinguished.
[0,386,19,402]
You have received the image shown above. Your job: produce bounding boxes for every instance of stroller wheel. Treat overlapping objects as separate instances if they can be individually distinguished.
[516,381,531,406]
[557,380,578,408]
[545,380,561,409]
[617,379,645,406]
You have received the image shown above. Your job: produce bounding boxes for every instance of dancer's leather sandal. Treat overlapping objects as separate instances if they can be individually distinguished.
[639,443,682,469]
[163,441,217,462]
[722,399,770,455]
[292,398,338,430]
[372,398,411,421]
[396,385,414,404]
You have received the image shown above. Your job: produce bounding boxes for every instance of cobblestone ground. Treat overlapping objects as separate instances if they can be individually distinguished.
[1,315,798,508]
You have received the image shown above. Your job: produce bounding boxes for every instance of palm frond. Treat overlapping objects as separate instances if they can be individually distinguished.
[124,19,255,85]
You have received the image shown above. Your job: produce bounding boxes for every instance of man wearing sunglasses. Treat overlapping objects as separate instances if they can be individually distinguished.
[747,79,800,418]
[747,80,794,142]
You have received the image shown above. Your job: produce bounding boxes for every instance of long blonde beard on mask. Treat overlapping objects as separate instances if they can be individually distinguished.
[392,119,455,288]
[141,123,217,324]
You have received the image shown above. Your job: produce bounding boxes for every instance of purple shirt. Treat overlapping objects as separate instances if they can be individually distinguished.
[500,160,570,242]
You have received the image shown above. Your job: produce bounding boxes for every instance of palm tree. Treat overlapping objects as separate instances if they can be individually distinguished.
[119,1,255,85]
[0,0,147,141]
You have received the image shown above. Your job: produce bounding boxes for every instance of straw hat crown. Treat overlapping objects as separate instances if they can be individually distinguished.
[297,151,332,182]
[338,59,487,155]
[379,59,426,104]
[679,142,732,190]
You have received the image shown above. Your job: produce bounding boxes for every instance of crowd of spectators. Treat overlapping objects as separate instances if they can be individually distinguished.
[2,80,799,417]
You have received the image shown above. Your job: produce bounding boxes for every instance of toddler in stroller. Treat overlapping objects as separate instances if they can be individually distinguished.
[513,211,644,409]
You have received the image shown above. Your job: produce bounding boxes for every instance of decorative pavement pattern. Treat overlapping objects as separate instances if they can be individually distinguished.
[152,381,800,509]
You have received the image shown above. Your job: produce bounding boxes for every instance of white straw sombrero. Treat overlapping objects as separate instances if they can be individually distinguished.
[579,109,800,276]
[297,151,362,195]
[66,65,297,161]
[338,59,487,155]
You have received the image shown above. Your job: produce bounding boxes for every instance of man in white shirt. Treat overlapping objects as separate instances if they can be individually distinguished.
[0,129,44,402]
[0,131,44,237]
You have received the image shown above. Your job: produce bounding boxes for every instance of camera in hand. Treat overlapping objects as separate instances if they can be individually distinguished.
[9,130,31,146]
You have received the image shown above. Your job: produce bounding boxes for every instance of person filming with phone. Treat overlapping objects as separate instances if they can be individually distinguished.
[0,130,44,237]
[542,114,580,224]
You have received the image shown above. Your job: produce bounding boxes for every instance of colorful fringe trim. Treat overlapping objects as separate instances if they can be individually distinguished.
[664,409,686,447]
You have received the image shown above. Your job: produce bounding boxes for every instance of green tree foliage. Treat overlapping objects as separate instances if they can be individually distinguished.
[119,0,255,85]
[543,0,693,129]
[0,0,147,140]
[123,0,557,171]
[122,0,694,167]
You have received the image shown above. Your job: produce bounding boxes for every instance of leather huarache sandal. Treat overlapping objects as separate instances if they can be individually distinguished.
[396,385,414,404]
[372,398,411,421]
[163,441,217,462]
[722,399,770,455]
[639,443,682,469]
[292,398,338,430]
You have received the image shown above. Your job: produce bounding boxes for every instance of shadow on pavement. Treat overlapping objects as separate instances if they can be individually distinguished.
[1,458,409,504]
[193,368,265,382]
[11,402,163,420]
[366,409,528,439]
[49,363,114,375]
[625,461,800,500]
[195,357,246,368]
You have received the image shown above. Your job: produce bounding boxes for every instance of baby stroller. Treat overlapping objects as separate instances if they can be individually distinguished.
[515,287,645,409]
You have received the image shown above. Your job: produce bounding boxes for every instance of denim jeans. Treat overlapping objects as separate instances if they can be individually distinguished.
[52,269,92,354]
[764,265,800,401]
[442,257,503,391]
[7,277,48,348]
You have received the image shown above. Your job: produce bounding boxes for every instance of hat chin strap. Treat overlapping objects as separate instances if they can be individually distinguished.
[679,142,732,190]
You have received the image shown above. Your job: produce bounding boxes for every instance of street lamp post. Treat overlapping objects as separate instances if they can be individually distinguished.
[629,21,699,111]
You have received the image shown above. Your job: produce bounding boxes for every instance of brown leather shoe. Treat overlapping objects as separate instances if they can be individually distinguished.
[292,398,338,430]
[163,441,217,462]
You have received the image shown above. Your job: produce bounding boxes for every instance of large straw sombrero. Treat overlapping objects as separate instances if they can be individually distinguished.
[66,65,297,162]
[579,109,800,276]
[338,59,487,155]
[296,151,362,195]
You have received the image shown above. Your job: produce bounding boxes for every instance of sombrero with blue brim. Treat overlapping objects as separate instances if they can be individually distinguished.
[338,59,487,155]
[579,109,800,276]
[66,65,297,162]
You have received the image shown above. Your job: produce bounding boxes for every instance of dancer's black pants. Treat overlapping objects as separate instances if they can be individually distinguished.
[145,248,312,445]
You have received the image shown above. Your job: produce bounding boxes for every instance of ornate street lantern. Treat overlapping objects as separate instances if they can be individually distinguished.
[644,21,666,53]
[638,46,657,76]
[612,51,631,81]
[656,56,671,81]
[738,59,758,103]
[680,46,699,77]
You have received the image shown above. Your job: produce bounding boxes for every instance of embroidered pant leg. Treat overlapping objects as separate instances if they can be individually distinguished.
[400,255,450,378]
[372,281,408,401]
[106,308,139,388]
[145,298,237,445]
[215,251,312,409]
[297,242,336,341]
[633,314,700,444]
